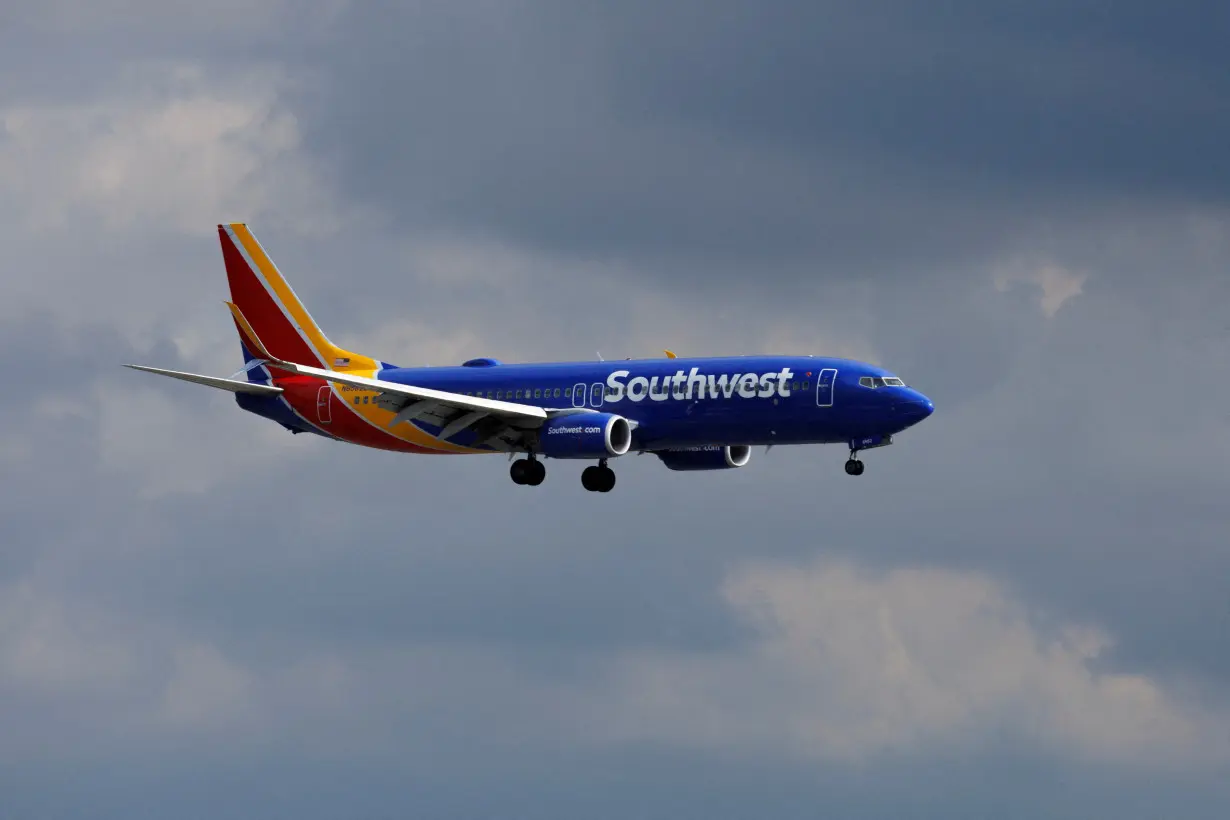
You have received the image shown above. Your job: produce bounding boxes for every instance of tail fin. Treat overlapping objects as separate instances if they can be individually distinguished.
[217,223,378,373]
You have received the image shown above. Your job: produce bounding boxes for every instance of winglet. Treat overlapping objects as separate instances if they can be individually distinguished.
[664,349,677,359]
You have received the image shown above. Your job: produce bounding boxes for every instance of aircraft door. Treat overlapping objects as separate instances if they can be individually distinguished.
[316,385,333,424]
[816,369,837,407]
[589,382,604,408]
[572,383,587,408]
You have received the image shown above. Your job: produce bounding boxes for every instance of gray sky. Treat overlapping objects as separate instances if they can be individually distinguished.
[3,2,1230,817]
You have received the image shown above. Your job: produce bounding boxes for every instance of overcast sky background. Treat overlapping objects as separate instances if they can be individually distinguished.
[2,2,1230,818]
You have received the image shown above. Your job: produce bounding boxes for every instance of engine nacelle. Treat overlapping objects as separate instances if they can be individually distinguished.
[537,413,632,459]
[655,444,751,471]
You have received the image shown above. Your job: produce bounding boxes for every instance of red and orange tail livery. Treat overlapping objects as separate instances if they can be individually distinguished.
[218,223,378,376]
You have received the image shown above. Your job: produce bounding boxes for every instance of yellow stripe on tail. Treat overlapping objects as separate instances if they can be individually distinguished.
[222,223,379,373]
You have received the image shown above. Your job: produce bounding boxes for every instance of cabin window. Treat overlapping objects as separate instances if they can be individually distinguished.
[802,382,809,391]
[363,396,369,404]
[534,389,542,398]
[514,389,522,399]
[354,397,361,405]
[553,388,561,398]
[564,387,572,397]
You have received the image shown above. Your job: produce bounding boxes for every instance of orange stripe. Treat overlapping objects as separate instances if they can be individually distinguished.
[225,302,273,360]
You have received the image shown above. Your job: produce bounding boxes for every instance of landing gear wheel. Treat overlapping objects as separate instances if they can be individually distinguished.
[844,458,865,476]
[581,466,599,492]
[581,465,616,492]
[511,457,546,486]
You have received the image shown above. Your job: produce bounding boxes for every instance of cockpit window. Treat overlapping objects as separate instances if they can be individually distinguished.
[860,376,907,388]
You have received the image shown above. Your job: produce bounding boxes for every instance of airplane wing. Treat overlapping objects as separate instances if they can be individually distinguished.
[269,360,598,450]
[274,359,551,423]
[226,300,598,448]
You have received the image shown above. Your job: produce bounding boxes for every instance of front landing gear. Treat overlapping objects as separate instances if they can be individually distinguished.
[581,460,616,493]
[843,435,892,476]
[511,456,546,486]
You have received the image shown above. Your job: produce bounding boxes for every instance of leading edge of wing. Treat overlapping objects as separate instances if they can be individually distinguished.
[124,364,284,396]
[277,360,550,422]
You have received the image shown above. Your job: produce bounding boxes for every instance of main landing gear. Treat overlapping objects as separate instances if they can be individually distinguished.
[581,460,616,493]
[510,456,616,492]
[844,455,865,476]
[510,456,546,486]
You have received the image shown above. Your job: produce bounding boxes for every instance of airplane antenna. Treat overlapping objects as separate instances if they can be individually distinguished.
[596,351,605,361]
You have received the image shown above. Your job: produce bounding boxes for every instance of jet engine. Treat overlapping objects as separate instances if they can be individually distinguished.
[655,444,751,471]
[537,413,632,459]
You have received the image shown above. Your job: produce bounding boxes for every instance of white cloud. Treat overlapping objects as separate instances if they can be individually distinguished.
[0,581,136,692]
[0,62,345,236]
[3,554,1227,776]
[161,644,253,728]
[591,559,1229,770]
[90,380,311,498]
[994,263,1088,317]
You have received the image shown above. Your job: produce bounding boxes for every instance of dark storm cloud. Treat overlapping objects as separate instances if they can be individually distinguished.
[302,0,1230,278]
[596,0,1230,195]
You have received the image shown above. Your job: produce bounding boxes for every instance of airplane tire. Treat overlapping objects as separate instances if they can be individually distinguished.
[510,459,529,484]
[525,459,546,486]
[581,466,599,492]
[844,459,864,476]
[597,467,615,492]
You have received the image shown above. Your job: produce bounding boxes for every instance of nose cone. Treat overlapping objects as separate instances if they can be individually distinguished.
[894,394,935,426]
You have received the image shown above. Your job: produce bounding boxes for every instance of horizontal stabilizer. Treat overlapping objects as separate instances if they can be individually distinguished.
[124,364,284,396]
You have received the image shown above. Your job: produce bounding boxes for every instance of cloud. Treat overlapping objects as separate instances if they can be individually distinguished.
[994,263,1088,317]
[0,62,344,236]
[160,644,253,728]
[3,2,1230,817]
[0,580,136,693]
[594,559,1229,770]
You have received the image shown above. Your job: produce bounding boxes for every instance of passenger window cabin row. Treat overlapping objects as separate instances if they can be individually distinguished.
[353,381,817,405]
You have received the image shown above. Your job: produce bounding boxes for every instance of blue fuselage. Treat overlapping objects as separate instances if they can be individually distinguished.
[359,355,933,451]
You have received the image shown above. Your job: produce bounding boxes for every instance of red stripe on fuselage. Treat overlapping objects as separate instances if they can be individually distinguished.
[277,377,437,453]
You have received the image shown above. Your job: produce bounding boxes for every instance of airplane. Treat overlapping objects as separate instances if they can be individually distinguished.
[126,224,935,492]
